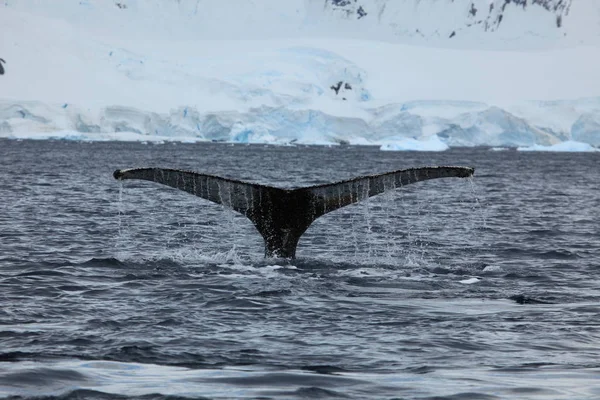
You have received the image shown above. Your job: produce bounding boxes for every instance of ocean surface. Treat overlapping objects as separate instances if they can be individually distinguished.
[1,139,599,399]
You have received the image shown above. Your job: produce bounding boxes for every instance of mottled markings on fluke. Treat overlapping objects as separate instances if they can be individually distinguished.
[114,166,474,258]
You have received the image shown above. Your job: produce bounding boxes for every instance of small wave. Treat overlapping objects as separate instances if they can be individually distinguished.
[117,247,254,266]
[492,362,557,372]
[205,371,365,387]
[481,265,504,274]
[78,257,127,268]
[269,386,350,398]
[403,365,436,374]
[253,288,293,297]
[459,277,480,284]
[538,249,582,260]
[203,296,269,309]
[300,365,350,374]
[103,345,170,366]
[14,389,205,400]
[526,228,567,237]
[16,269,70,278]
[214,262,299,279]
[509,294,554,305]
[0,367,89,386]
[0,351,33,362]
[56,284,88,292]
[86,318,122,329]
[420,392,500,400]
[499,247,581,260]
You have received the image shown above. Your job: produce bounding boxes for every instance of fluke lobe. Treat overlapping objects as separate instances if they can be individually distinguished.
[114,166,474,258]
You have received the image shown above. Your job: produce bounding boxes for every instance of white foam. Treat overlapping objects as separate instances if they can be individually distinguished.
[482,265,504,274]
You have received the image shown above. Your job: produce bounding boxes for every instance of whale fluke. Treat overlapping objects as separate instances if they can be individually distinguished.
[114,166,474,258]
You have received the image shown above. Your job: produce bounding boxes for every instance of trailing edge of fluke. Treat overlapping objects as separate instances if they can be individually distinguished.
[113,166,474,258]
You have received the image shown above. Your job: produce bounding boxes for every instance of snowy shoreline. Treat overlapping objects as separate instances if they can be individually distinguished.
[1,99,598,151]
[2,131,596,153]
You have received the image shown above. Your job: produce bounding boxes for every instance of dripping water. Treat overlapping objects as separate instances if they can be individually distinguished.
[115,180,124,254]
[468,175,487,233]
[362,181,373,259]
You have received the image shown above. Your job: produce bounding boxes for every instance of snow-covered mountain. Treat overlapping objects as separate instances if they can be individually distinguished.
[320,0,591,49]
[330,0,593,48]
[1,0,599,149]
[4,0,596,48]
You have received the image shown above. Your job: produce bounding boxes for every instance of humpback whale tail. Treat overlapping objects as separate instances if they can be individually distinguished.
[114,166,474,258]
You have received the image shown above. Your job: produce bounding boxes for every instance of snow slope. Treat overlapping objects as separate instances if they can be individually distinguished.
[1,0,599,148]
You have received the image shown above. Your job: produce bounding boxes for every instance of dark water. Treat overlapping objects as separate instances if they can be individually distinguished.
[1,140,599,399]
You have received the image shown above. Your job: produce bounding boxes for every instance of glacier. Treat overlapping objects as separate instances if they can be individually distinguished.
[0,0,599,149]
[4,98,599,149]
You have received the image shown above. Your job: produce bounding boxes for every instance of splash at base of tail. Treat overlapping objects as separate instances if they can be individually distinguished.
[114,166,474,258]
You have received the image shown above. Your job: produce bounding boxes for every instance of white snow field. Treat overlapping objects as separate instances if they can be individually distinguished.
[1,0,599,149]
